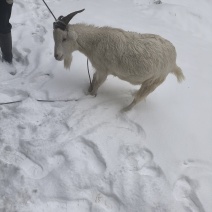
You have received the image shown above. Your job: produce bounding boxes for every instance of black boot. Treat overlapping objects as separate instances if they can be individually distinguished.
[0,32,13,63]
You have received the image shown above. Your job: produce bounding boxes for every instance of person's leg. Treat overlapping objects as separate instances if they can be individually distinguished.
[0,32,13,63]
[0,0,13,63]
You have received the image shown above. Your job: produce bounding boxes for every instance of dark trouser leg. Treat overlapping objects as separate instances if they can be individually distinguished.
[0,32,13,63]
[0,0,13,63]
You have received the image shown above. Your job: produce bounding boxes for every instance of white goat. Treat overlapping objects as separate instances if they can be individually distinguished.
[53,9,185,111]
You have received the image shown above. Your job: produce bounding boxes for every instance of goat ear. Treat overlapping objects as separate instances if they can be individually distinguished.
[61,9,85,25]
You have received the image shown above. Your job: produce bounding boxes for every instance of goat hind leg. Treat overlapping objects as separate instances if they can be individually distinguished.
[122,78,166,111]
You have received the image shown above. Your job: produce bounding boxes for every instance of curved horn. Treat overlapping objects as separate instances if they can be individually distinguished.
[61,9,85,25]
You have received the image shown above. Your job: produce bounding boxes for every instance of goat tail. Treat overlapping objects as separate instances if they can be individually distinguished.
[172,66,185,83]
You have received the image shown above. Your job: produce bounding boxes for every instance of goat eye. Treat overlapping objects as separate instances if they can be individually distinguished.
[62,38,67,42]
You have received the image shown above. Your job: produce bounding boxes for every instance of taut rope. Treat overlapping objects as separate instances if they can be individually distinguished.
[42,0,57,21]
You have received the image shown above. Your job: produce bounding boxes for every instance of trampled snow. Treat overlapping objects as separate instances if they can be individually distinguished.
[0,0,212,211]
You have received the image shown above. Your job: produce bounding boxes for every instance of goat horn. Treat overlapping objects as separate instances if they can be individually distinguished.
[61,9,85,25]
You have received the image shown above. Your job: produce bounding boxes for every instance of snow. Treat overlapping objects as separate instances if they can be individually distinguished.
[0,0,212,211]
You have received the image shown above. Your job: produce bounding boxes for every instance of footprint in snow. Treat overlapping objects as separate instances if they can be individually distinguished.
[42,199,91,212]
[120,145,153,171]
[0,89,28,97]
[117,112,146,139]
[80,137,107,171]
[173,176,206,212]
[0,147,43,179]
[13,47,30,66]
[32,24,47,43]
[0,89,29,104]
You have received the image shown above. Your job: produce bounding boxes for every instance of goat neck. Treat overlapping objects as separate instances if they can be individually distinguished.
[71,24,99,57]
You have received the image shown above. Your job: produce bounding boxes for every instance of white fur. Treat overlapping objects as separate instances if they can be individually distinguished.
[53,24,185,111]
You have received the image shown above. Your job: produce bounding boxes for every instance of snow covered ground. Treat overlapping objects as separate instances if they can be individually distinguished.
[0,0,212,211]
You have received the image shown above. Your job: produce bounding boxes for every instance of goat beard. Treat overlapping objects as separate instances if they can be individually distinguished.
[64,54,72,69]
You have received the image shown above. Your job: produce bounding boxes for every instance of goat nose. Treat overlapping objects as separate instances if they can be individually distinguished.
[55,54,58,59]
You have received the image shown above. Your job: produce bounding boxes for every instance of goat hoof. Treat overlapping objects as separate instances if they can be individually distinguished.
[121,108,128,113]
[85,91,97,97]
[90,93,97,97]
[88,90,97,97]
[121,105,132,112]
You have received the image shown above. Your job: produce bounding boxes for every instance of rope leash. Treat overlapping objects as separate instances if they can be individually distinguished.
[87,58,92,90]
[0,100,22,105]
[0,98,79,106]
[42,0,57,21]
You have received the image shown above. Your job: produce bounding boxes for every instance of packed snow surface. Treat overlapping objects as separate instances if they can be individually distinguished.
[0,0,212,211]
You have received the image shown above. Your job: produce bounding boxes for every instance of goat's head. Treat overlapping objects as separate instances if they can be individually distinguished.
[53,9,85,69]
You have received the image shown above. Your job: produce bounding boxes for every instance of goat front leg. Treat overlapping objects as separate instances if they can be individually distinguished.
[88,71,107,96]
